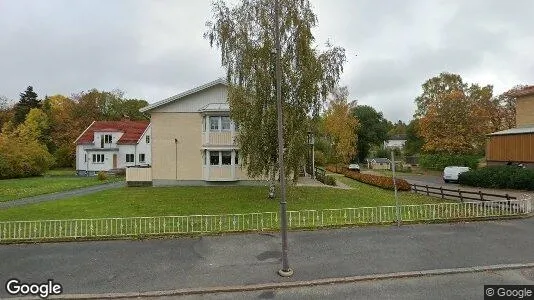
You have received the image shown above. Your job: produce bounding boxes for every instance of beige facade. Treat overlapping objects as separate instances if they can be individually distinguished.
[516,94,534,127]
[140,78,264,185]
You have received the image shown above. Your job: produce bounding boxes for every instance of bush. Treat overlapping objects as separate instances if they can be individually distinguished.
[419,154,481,171]
[97,171,108,181]
[327,164,411,191]
[459,166,534,190]
[322,175,336,186]
[0,135,54,179]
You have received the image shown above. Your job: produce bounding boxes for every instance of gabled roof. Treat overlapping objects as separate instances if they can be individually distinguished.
[507,85,534,97]
[75,120,150,145]
[140,78,227,113]
[487,126,534,136]
[371,158,391,163]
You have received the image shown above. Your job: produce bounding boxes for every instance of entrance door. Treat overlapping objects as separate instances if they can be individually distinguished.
[112,154,117,169]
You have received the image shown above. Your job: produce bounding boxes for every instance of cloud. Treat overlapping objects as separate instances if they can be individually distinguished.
[0,0,533,123]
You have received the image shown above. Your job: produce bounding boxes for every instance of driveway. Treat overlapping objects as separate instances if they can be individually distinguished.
[2,218,534,297]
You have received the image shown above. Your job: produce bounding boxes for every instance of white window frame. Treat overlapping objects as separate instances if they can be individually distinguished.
[126,154,135,163]
[104,134,112,144]
[139,153,145,163]
[221,116,231,131]
[221,151,232,165]
[146,135,150,144]
[92,154,105,164]
[209,116,220,131]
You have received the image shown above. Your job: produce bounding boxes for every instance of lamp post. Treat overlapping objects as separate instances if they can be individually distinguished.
[308,131,315,179]
[274,0,292,277]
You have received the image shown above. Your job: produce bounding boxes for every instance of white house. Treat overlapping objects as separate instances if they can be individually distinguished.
[383,135,407,149]
[74,120,151,176]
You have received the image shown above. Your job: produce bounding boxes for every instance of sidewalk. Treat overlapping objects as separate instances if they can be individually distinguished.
[1,217,534,297]
[0,181,125,209]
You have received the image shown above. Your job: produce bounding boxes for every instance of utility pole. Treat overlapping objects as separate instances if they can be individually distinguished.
[274,0,293,277]
[391,149,400,227]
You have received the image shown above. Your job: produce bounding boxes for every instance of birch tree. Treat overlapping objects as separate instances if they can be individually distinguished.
[205,0,346,184]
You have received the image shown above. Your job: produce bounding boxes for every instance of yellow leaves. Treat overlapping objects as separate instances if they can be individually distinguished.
[324,90,358,164]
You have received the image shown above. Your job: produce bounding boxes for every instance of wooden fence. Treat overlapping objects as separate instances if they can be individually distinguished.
[411,183,516,202]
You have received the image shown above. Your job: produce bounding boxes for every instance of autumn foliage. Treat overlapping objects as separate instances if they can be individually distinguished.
[326,165,412,191]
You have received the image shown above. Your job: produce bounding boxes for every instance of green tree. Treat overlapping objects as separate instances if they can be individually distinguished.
[14,108,51,147]
[404,119,424,156]
[205,0,346,183]
[13,86,41,125]
[0,96,13,132]
[323,87,359,165]
[352,105,389,162]
[388,120,407,137]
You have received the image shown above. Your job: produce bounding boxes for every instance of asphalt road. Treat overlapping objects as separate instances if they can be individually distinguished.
[2,218,534,297]
[160,268,534,300]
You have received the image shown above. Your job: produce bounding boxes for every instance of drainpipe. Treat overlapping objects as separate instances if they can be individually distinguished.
[175,138,178,180]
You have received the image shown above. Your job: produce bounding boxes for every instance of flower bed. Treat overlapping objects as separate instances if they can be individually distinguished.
[326,165,412,191]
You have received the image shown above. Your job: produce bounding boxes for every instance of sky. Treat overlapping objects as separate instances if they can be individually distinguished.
[0,0,533,123]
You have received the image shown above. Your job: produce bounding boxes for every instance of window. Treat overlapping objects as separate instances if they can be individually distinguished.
[221,117,231,131]
[104,134,112,144]
[84,154,87,162]
[146,135,150,144]
[210,116,219,131]
[126,154,134,163]
[222,151,232,165]
[139,154,145,163]
[234,122,239,131]
[92,154,104,163]
[210,151,219,165]
[235,151,239,165]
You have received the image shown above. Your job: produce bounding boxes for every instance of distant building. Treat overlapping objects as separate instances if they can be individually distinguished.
[74,120,151,176]
[383,135,407,149]
[486,85,534,168]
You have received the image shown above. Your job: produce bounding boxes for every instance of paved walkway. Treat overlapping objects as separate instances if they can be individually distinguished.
[295,176,351,189]
[1,217,534,297]
[0,181,125,209]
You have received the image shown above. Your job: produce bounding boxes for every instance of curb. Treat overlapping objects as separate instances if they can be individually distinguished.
[14,262,534,299]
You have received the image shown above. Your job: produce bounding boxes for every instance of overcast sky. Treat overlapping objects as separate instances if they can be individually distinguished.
[1,0,533,122]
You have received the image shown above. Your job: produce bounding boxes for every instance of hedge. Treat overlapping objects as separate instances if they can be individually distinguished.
[326,165,412,191]
[459,166,534,190]
[419,154,481,171]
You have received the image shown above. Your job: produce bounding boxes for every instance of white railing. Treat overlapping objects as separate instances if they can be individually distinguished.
[0,199,530,242]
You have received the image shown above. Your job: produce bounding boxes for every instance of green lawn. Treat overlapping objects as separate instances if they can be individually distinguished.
[0,170,123,202]
[0,176,445,221]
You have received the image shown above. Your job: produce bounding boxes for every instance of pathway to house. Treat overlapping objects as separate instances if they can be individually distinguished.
[295,176,351,189]
[0,181,125,210]
[2,218,534,298]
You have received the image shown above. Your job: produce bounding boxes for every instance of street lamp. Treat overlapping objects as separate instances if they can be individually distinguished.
[274,0,293,277]
[307,131,315,179]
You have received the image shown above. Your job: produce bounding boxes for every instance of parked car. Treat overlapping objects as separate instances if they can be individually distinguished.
[442,166,470,183]
[348,164,360,172]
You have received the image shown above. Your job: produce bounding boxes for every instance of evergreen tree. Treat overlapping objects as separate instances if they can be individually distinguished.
[13,86,40,125]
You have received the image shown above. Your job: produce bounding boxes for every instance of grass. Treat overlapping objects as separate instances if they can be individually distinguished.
[0,176,446,221]
[0,169,124,202]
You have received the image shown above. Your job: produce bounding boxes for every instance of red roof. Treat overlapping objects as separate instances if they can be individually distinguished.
[76,120,150,145]
[508,85,534,97]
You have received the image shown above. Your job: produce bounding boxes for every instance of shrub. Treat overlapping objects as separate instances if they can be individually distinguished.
[419,154,481,171]
[344,169,412,191]
[322,175,337,186]
[0,135,54,179]
[97,171,108,181]
[327,165,411,191]
[459,166,534,190]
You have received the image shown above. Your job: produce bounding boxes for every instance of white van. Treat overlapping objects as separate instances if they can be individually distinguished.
[442,166,470,183]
